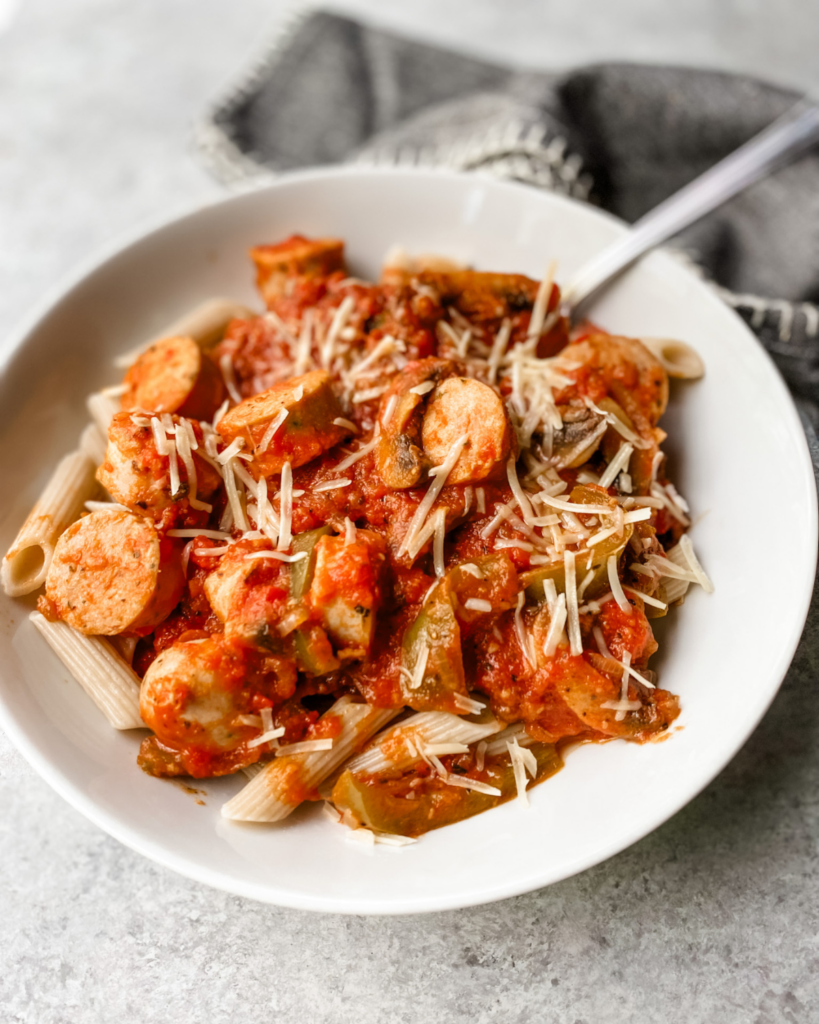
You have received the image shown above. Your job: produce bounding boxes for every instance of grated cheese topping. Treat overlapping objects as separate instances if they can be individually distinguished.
[258,408,289,452]
[313,478,352,492]
[507,738,532,807]
[399,434,468,558]
[608,554,631,613]
[276,738,335,756]
[564,549,582,656]
[276,461,293,551]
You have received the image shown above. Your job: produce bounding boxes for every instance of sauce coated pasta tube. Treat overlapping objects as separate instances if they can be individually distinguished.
[221,697,400,822]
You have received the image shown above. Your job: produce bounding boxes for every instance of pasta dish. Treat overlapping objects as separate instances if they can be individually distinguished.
[2,236,712,845]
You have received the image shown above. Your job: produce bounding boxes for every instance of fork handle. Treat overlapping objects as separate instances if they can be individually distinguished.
[561,101,819,315]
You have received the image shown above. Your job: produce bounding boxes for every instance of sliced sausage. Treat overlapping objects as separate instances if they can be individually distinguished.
[421,377,513,484]
[45,510,185,635]
[306,530,388,660]
[250,235,346,306]
[140,636,259,756]
[121,334,226,421]
[217,370,346,475]
[566,334,669,428]
[375,357,457,489]
[98,411,221,516]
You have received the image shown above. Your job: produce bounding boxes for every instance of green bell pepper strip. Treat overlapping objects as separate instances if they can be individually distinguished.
[332,742,562,836]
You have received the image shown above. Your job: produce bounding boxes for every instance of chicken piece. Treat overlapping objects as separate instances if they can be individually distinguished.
[250,235,346,307]
[121,335,226,421]
[217,370,346,477]
[375,357,457,489]
[203,540,291,648]
[421,377,513,484]
[44,510,184,635]
[98,411,221,519]
[306,530,388,660]
[139,635,274,777]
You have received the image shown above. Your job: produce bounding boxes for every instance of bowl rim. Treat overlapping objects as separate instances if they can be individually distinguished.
[0,164,815,914]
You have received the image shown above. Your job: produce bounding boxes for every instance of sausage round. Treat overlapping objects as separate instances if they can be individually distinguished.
[121,334,226,421]
[421,377,513,484]
[45,510,184,635]
[140,636,257,755]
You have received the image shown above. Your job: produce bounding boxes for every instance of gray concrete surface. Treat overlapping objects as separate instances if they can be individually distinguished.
[1,2,818,1021]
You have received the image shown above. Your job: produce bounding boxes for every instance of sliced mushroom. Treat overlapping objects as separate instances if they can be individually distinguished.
[374,357,457,489]
[550,405,608,469]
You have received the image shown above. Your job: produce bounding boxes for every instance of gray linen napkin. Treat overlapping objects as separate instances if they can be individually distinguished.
[196,8,819,438]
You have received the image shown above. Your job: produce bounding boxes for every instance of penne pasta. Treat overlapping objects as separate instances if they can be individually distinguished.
[2,449,101,596]
[346,710,503,776]
[78,421,108,467]
[87,391,121,437]
[30,611,143,729]
[113,298,256,369]
[640,337,705,380]
[221,698,400,822]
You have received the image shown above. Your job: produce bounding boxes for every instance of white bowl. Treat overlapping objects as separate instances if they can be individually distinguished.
[0,168,814,914]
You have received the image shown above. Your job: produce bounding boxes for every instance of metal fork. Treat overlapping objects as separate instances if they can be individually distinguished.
[560,100,819,318]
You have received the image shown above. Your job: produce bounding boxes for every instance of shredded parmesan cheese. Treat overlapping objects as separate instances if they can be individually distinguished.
[624,586,667,610]
[586,525,619,547]
[334,434,379,472]
[542,592,567,658]
[622,507,652,524]
[219,354,242,404]
[564,549,582,656]
[514,592,537,669]
[247,726,286,749]
[276,462,293,551]
[244,550,308,563]
[432,507,447,578]
[507,738,531,806]
[276,738,334,756]
[598,442,634,490]
[257,408,288,452]
[678,534,714,593]
[398,434,468,557]
[537,493,612,515]
[464,598,493,613]
[313,478,352,492]
[441,774,502,797]
[333,417,358,432]
[607,554,631,612]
